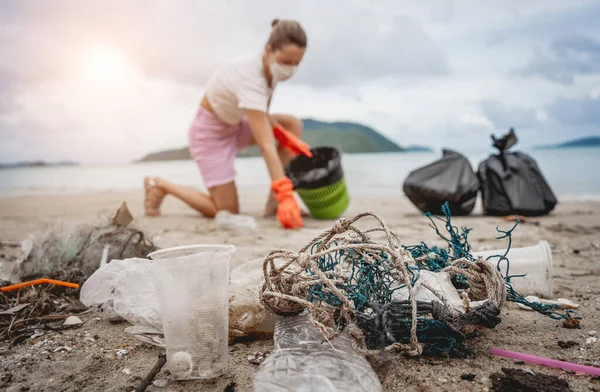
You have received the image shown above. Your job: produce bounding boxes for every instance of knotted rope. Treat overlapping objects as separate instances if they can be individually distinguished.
[260,211,505,356]
[260,203,574,356]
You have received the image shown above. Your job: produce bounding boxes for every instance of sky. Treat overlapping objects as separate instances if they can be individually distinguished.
[1,0,599,164]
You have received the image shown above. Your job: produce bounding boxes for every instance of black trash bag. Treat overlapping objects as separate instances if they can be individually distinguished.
[285,146,343,190]
[477,128,557,216]
[403,149,479,216]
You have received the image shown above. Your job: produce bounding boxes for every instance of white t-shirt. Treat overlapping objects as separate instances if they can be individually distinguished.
[205,52,274,125]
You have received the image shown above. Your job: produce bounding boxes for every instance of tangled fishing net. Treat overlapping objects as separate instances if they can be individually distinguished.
[1,203,159,344]
[3,203,158,283]
[260,203,573,357]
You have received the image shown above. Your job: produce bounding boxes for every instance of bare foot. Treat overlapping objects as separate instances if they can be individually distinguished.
[144,177,166,217]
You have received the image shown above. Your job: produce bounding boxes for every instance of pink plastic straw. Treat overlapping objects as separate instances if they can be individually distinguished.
[490,348,600,376]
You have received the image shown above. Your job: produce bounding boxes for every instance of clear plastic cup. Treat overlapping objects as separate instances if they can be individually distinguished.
[472,240,553,298]
[148,244,235,380]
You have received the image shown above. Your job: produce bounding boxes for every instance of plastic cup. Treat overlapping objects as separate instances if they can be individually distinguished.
[472,240,553,298]
[147,244,235,380]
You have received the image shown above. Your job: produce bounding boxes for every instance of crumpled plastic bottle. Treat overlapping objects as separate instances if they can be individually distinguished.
[253,312,382,392]
[215,210,257,233]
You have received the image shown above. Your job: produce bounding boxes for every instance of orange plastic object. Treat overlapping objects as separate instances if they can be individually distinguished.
[273,124,313,158]
[0,278,80,292]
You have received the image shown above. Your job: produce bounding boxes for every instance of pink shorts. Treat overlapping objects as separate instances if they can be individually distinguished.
[188,108,254,188]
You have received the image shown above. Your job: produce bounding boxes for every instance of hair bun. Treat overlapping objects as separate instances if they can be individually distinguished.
[271,19,280,28]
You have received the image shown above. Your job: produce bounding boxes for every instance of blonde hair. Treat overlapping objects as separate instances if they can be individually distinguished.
[267,19,307,50]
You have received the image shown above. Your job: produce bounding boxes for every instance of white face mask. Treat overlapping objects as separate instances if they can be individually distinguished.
[270,60,298,85]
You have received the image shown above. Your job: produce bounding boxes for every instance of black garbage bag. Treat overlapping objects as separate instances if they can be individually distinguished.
[403,149,479,215]
[477,128,557,216]
[285,146,343,190]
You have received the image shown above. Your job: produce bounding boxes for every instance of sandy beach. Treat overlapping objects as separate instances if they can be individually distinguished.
[1,187,599,391]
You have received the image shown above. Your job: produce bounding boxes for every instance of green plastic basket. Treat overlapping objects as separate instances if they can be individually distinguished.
[286,146,350,220]
[296,178,350,219]
[296,177,350,219]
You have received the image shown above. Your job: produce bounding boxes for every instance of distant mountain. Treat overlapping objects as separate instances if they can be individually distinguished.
[404,145,433,152]
[136,118,404,162]
[535,136,600,150]
[0,161,79,169]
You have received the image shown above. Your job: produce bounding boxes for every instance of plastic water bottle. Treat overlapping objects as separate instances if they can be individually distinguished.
[253,313,382,392]
[215,210,257,233]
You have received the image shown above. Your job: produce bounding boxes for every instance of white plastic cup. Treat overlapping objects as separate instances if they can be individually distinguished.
[472,240,553,298]
[148,244,235,380]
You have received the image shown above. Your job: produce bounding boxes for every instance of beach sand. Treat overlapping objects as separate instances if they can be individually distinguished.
[1,187,599,391]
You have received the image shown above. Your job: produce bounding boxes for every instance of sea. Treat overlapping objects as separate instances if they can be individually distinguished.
[1,148,599,200]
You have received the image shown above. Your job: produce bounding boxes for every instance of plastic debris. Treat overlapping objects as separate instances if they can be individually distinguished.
[82,255,273,346]
[478,128,557,217]
[0,303,29,316]
[63,316,83,327]
[247,351,270,366]
[30,330,44,340]
[403,148,479,216]
[490,348,600,376]
[517,296,579,311]
[124,326,164,347]
[253,313,382,391]
[215,210,257,233]
[0,278,79,292]
[3,203,157,283]
[53,346,73,353]
[152,379,168,388]
[80,258,162,329]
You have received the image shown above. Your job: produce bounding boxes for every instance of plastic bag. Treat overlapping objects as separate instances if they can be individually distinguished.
[403,149,479,216]
[6,223,157,283]
[79,258,161,329]
[478,129,557,216]
[392,270,488,314]
[80,256,274,344]
[285,146,343,189]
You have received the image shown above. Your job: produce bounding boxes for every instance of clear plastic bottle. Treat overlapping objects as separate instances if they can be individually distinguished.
[253,313,382,392]
[215,210,257,233]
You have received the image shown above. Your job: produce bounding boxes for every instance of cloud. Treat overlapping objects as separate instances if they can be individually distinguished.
[0,1,600,163]
[546,95,600,126]
[480,100,538,129]
[518,34,600,84]
[290,12,451,87]
[0,0,450,90]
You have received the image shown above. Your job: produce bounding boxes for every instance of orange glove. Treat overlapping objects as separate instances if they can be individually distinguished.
[273,124,313,158]
[271,177,303,229]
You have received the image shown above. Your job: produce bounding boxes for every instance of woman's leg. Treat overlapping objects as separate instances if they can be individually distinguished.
[145,177,240,217]
[264,114,304,216]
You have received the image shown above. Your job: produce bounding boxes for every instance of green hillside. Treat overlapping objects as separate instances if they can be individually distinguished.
[136,118,404,162]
